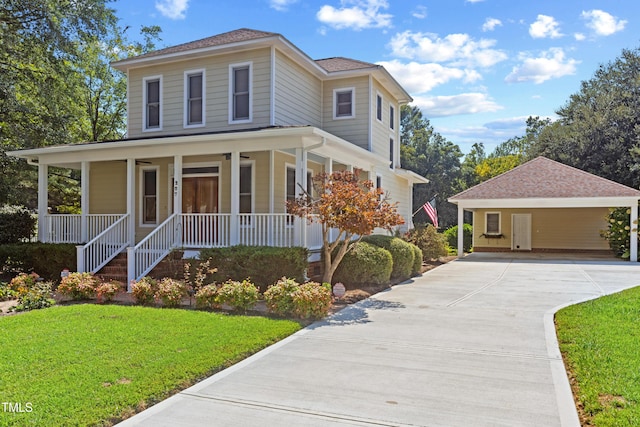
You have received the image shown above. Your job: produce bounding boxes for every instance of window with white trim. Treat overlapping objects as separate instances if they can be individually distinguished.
[376,93,383,122]
[485,212,501,235]
[239,163,253,213]
[185,70,204,126]
[141,167,158,225]
[389,138,395,168]
[143,76,162,130]
[333,88,354,119]
[376,174,383,200]
[230,63,251,122]
[389,104,395,130]
[286,166,313,203]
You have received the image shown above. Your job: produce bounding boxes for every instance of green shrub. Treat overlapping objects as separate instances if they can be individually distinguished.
[410,244,423,275]
[199,246,308,292]
[362,234,414,281]
[57,272,99,300]
[332,241,392,288]
[0,243,76,282]
[600,207,637,258]
[195,284,220,310]
[0,205,36,244]
[131,277,157,306]
[154,278,187,308]
[216,279,259,312]
[0,283,16,301]
[11,281,55,312]
[443,224,473,253]
[291,282,332,319]
[96,281,122,303]
[263,277,300,317]
[404,225,448,260]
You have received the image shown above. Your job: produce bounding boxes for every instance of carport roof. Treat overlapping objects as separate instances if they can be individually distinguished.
[449,156,640,208]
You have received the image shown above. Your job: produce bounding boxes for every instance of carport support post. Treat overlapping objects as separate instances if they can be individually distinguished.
[631,204,638,262]
[457,205,464,258]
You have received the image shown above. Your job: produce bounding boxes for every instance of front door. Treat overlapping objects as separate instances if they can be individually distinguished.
[511,214,532,251]
[182,177,219,246]
[182,177,218,213]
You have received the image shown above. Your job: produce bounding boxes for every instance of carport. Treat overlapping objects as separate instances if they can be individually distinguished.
[449,157,640,261]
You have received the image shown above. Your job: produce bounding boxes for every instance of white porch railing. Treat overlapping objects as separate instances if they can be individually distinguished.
[182,214,231,248]
[45,214,125,243]
[77,214,130,274]
[238,214,295,247]
[129,213,182,283]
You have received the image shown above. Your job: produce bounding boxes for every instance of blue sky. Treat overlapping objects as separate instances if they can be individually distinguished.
[113,0,638,154]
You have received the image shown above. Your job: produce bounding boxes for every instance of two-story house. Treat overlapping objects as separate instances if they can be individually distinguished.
[9,28,427,286]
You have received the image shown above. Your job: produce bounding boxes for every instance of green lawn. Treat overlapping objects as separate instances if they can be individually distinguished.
[0,304,301,426]
[556,286,640,426]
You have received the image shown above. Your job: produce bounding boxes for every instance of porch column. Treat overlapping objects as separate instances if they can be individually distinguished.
[230,151,240,245]
[294,148,307,247]
[80,161,90,242]
[173,155,183,214]
[457,205,464,258]
[324,157,334,243]
[37,163,48,243]
[126,158,136,246]
[631,203,638,262]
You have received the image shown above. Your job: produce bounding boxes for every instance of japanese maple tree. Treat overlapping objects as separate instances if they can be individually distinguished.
[287,170,404,284]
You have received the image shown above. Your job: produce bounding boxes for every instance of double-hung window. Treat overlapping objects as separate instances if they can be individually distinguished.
[141,167,158,225]
[230,63,251,122]
[239,163,253,214]
[389,138,395,169]
[334,88,354,119]
[376,93,383,122]
[485,212,501,235]
[389,104,395,130]
[185,70,204,127]
[144,76,162,130]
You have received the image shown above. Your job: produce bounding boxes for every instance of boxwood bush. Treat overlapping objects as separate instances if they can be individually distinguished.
[332,241,392,288]
[443,224,473,253]
[0,243,76,282]
[199,245,308,292]
[410,244,423,275]
[362,234,415,281]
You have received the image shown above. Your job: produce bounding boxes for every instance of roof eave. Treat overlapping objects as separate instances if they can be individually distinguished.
[449,197,640,209]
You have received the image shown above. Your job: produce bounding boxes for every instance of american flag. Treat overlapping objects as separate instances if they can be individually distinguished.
[422,197,438,228]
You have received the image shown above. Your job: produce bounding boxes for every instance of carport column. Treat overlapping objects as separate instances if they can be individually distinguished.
[631,204,638,262]
[457,205,464,258]
[80,161,90,243]
[230,151,240,245]
[37,163,49,243]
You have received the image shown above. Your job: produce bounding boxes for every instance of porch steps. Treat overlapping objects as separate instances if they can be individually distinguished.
[96,253,128,284]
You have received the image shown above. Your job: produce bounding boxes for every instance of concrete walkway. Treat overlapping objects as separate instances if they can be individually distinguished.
[118,253,640,427]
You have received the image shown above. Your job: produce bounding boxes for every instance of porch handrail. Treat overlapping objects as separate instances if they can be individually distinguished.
[45,214,126,243]
[129,213,181,283]
[238,213,294,247]
[77,214,130,274]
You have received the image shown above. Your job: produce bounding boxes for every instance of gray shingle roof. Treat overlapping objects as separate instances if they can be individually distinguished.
[450,156,640,200]
[315,57,378,72]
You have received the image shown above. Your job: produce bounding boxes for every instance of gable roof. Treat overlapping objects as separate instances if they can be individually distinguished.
[315,57,378,72]
[450,157,640,202]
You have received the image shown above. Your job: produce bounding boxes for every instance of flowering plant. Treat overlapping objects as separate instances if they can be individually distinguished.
[96,281,122,303]
[8,272,40,293]
[291,282,332,319]
[57,272,99,300]
[263,277,299,316]
[195,284,219,310]
[130,277,157,305]
[216,279,259,312]
[154,278,186,308]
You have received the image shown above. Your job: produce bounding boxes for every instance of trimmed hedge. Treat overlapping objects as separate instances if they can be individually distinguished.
[410,244,423,275]
[0,243,76,282]
[0,205,36,244]
[362,234,415,281]
[443,224,473,253]
[332,241,392,288]
[199,245,308,292]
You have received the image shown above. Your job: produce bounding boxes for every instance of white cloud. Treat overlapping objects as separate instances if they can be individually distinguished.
[388,31,507,68]
[529,14,562,39]
[574,33,586,41]
[412,93,503,118]
[505,48,579,84]
[155,0,189,19]
[465,0,484,3]
[270,0,298,11]
[378,60,482,94]
[412,5,427,19]
[482,18,502,32]
[316,0,392,30]
[581,9,627,36]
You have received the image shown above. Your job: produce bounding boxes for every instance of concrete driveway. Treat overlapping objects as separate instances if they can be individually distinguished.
[119,253,640,427]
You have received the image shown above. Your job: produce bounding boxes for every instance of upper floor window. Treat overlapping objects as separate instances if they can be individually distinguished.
[143,76,162,131]
[333,88,355,119]
[230,62,252,123]
[389,138,395,169]
[389,104,395,130]
[185,70,205,127]
[376,93,383,122]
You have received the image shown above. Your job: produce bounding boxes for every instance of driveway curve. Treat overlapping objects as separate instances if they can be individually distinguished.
[119,253,640,427]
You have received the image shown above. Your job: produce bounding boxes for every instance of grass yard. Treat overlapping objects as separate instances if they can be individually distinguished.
[556,286,640,426]
[0,304,301,426]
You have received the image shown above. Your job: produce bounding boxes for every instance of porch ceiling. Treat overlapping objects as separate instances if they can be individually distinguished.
[8,127,385,172]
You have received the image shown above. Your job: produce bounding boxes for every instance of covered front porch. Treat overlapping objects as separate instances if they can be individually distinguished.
[15,126,393,285]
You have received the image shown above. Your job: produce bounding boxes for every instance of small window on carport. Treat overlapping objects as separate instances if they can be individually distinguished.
[485,212,501,234]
